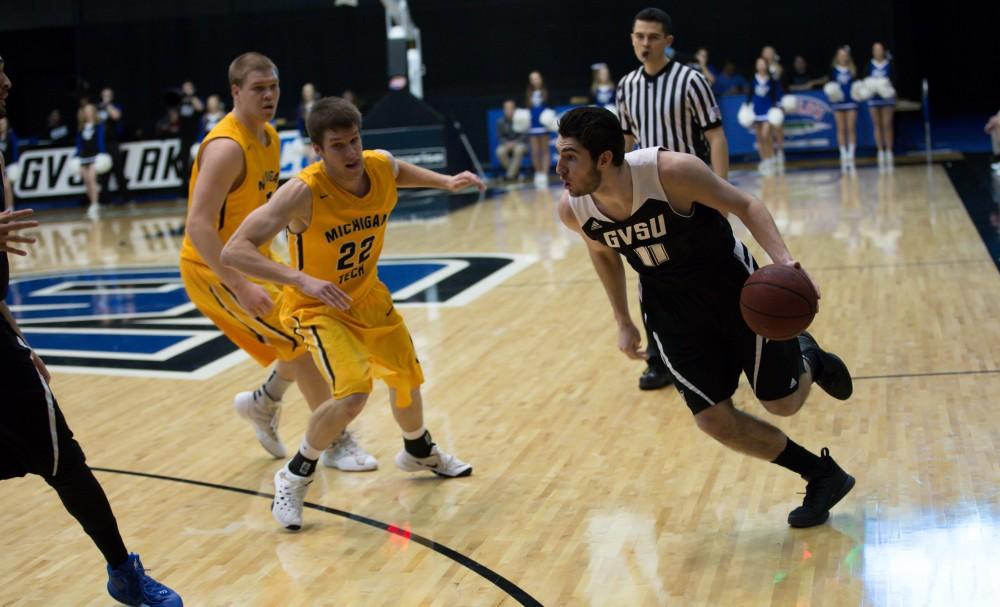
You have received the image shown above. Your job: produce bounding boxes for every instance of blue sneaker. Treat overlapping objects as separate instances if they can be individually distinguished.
[107,553,183,606]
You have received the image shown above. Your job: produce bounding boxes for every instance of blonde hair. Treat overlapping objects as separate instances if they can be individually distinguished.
[831,47,856,76]
[228,52,278,87]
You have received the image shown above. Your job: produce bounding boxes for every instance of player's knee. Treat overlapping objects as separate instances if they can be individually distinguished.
[338,394,368,419]
[760,396,801,417]
[694,404,737,441]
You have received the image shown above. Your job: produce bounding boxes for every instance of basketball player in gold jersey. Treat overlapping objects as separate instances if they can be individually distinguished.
[222,97,482,530]
[180,53,375,471]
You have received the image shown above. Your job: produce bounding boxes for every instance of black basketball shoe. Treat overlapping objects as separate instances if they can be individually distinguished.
[639,361,674,390]
[798,331,853,400]
[787,448,855,528]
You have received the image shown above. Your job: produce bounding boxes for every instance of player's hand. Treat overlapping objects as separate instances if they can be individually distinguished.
[231,278,274,317]
[31,350,51,384]
[617,321,648,361]
[784,260,822,304]
[985,116,999,133]
[445,171,486,193]
[0,208,39,256]
[297,273,352,310]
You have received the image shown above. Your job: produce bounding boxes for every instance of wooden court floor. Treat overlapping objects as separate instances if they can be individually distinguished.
[2,163,998,606]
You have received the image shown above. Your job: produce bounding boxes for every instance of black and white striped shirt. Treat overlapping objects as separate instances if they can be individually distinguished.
[616,60,722,163]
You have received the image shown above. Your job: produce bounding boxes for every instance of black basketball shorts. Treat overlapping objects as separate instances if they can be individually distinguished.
[640,242,804,415]
[0,324,85,480]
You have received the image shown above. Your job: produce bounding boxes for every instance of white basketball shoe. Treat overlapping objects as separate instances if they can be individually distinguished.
[395,445,472,478]
[321,431,378,471]
[272,465,312,531]
[234,390,285,458]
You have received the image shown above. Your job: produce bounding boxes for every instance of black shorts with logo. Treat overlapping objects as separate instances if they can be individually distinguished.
[0,321,85,480]
[640,241,804,415]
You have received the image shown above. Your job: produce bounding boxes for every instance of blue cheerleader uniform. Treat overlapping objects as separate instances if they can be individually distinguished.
[867,59,896,107]
[829,65,857,111]
[528,89,549,135]
[750,74,782,122]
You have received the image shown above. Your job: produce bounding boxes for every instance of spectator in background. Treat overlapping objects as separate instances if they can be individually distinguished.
[202,94,225,135]
[156,107,180,137]
[0,117,16,209]
[787,55,828,92]
[525,70,551,183]
[495,99,528,182]
[341,89,360,112]
[97,87,129,204]
[688,47,717,86]
[713,61,748,96]
[590,63,615,109]
[177,80,204,197]
[76,103,105,220]
[46,109,71,145]
[297,83,318,136]
[986,109,1000,174]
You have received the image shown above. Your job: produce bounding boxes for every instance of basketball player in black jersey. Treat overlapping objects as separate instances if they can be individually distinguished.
[554,106,855,527]
[0,54,182,606]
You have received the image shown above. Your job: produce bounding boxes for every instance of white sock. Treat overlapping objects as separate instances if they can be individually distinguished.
[401,426,427,440]
[299,438,323,460]
[261,369,293,402]
[847,144,855,158]
[839,146,848,159]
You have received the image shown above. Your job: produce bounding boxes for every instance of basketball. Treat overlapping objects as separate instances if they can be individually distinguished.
[740,264,818,340]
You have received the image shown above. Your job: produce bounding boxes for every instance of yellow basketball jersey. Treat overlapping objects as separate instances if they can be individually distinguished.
[285,150,397,308]
[179,112,281,265]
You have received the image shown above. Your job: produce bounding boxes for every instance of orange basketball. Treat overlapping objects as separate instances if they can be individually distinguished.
[739,264,818,340]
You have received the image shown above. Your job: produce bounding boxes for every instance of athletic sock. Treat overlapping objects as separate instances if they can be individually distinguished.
[801,347,823,382]
[403,428,434,458]
[772,438,825,480]
[261,369,293,402]
[288,439,322,477]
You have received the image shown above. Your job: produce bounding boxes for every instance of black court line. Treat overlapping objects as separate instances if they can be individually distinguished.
[853,369,1000,381]
[91,467,543,607]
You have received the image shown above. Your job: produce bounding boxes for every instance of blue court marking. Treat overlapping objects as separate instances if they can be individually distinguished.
[23,332,186,354]
[9,270,189,321]
[379,262,449,293]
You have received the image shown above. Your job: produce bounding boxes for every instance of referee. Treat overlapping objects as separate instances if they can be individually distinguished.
[616,7,730,390]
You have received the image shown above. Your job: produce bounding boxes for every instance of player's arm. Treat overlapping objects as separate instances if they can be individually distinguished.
[184,138,275,316]
[704,126,729,180]
[0,207,50,382]
[387,150,485,192]
[557,193,645,360]
[221,179,352,310]
[658,152,820,298]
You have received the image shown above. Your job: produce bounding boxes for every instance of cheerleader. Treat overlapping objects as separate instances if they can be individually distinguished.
[749,57,782,175]
[76,103,105,220]
[827,46,858,171]
[761,46,785,165]
[525,70,550,181]
[867,42,896,169]
[590,63,615,110]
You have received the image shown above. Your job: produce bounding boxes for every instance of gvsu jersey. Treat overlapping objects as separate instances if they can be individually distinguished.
[568,147,737,289]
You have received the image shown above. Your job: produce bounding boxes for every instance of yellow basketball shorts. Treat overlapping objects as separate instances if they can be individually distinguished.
[283,281,424,407]
[179,259,304,366]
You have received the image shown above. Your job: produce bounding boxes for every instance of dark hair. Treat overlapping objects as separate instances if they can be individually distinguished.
[634,7,672,36]
[306,96,362,145]
[557,107,625,167]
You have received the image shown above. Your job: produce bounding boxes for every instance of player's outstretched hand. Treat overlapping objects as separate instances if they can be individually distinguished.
[232,279,275,317]
[0,208,39,256]
[985,115,999,134]
[446,171,486,193]
[298,274,352,310]
[617,321,648,361]
[784,260,821,303]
